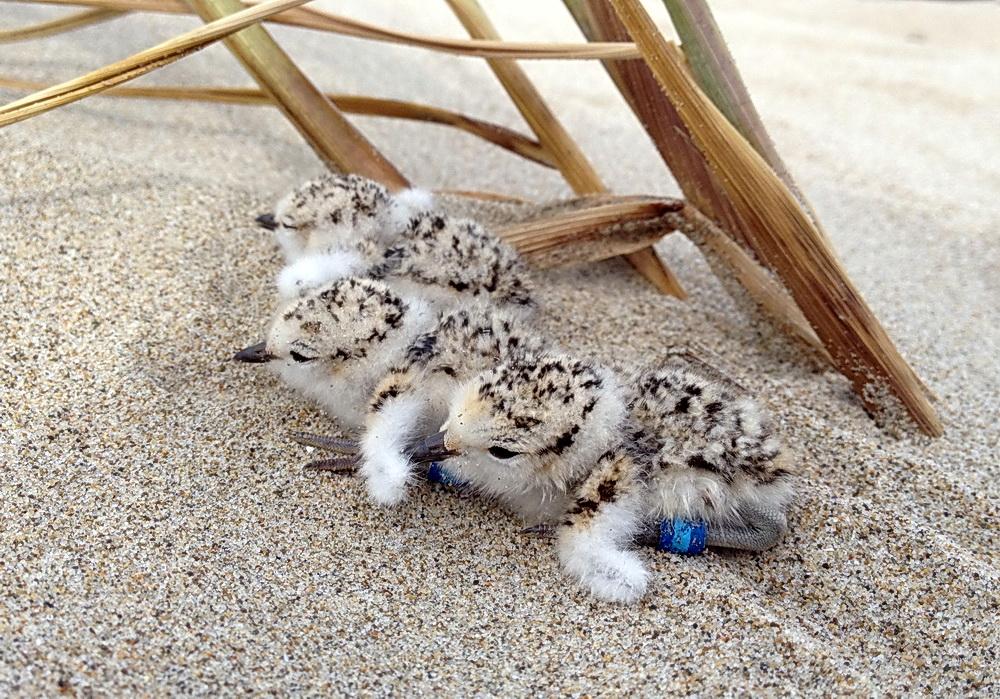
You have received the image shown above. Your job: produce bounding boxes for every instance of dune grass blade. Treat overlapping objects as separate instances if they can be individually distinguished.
[660,0,820,224]
[673,206,831,362]
[607,0,941,436]
[186,0,407,188]
[5,0,642,60]
[0,77,554,168]
[0,7,125,42]
[0,0,312,128]
[564,0,751,248]
[498,197,684,268]
[445,0,685,299]
[567,0,815,347]
[434,189,529,204]
[567,0,893,392]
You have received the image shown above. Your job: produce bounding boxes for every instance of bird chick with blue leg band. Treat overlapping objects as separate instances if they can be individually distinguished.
[404,351,793,601]
[234,275,545,501]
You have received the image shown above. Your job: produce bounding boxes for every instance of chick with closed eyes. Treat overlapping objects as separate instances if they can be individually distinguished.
[258,172,420,260]
[260,173,536,315]
[234,276,436,427]
[234,276,543,501]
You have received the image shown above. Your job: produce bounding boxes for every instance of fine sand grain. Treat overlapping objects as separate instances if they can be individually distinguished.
[1,0,997,694]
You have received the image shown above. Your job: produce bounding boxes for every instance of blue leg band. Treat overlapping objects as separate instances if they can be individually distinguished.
[657,517,708,554]
[426,462,466,487]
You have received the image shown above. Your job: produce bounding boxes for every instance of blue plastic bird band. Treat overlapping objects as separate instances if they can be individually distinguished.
[658,517,708,554]
[426,462,466,487]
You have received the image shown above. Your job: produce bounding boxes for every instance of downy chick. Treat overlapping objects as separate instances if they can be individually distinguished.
[261,173,535,314]
[234,277,435,427]
[259,172,421,261]
[413,354,647,603]
[234,276,542,496]
[409,353,794,602]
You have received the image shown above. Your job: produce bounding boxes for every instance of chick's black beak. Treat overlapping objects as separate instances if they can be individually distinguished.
[255,212,277,231]
[233,341,276,364]
[408,430,458,464]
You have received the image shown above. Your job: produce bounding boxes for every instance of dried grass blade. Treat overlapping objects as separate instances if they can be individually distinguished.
[3,0,643,59]
[567,0,831,350]
[288,3,641,60]
[564,0,751,247]
[328,96,554,168]
[0,7,124,42]
[0,0,311,128]
[608,0,941,435]
[434,189,529,204]
[185,0,407,187]
[446,0,685,298]
[498,197,684,268]
[660,0,821,224]
[0,75,552,167]
[674,205,831,362]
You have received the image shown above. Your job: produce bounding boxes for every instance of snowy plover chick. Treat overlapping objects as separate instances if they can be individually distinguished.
[257,172,427,261]
[260,174,535,314]
[233,276,542,473]
[259,172,432,301]
[408,354,647,603]
[234,276,436,427]
[625,353,793,552]
[407,353,793,602]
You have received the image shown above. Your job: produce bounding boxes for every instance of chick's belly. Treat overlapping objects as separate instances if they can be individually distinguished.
[271,361,368,428]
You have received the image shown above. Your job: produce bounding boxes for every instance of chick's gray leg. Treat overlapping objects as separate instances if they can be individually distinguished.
[706,505,788,551]
[556,454,649,604]
[289,431,359,474]
[359,372,427,506]
[289,431,358,454]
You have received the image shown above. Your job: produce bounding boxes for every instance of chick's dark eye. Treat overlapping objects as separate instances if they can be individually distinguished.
[289,350,315,363]
[488,445,520,460]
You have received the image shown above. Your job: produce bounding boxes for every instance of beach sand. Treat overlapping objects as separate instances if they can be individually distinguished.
[1,0,997,694]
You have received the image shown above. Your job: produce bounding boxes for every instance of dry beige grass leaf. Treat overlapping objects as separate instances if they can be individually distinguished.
[184,0,408,188]
[498,197,685,268]
[446,0,685,299]
[608,0,941,435]
[0,0,311,128]
[0,7,124,42]
[7,0,642,59]
[0,77,554,167]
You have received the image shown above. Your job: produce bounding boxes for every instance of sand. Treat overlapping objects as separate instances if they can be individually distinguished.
[1,0,997,694]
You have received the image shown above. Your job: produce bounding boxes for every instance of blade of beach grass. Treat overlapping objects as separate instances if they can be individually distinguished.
[660,0,821,224]
[673,205,832,362]
[565,0,831,355]
[434,189,530,204]
[4,0,643,60]
[445,0,686,299]
[0,7,125,42]
[564,0,752,249]
[184,0,407,187]
[567,1,879,382]
[498,197,685,268]
[607,0,941,435]
[0,76,554,167]
[0,0,312,128]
